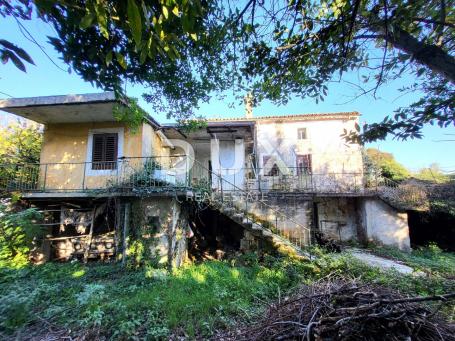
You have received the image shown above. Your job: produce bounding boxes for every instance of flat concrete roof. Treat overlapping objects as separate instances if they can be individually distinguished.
[0,92,116,108]
[0,92,118,124]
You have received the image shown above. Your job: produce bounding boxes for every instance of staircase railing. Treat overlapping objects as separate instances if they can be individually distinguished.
[188,158,312,251]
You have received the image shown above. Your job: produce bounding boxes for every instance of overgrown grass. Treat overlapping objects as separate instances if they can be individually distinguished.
[0,254,312,339]
[368,243,455,277]
[1,250,454,339]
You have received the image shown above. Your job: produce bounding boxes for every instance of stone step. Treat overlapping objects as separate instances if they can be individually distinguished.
[261,229,273,237]
[242,218,251,224]
[243,222,253,229]
[222,207,235,214]
[251,223,263,230]
[231,213,244,221]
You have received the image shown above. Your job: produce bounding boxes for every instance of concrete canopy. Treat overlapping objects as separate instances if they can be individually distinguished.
[0,92,119,124]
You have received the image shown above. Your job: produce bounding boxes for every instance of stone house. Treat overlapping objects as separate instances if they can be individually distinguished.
[0,92,410,266]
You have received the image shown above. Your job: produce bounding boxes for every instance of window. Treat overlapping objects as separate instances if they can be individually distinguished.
[296,154,312,175]
[92,133,118,170]
[297,128,307,140]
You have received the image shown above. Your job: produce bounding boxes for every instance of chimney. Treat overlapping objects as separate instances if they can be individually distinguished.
[244,92,254,119]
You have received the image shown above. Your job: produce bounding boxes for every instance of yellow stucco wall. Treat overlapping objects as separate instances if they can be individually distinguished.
[39,122,165,190]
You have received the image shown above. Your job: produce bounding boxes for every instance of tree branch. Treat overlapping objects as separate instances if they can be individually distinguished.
[353,34,385,39]
[368,15,455,83]
[412,18,454,29]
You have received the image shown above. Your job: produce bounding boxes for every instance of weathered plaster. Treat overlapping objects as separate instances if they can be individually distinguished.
[39,122,165,190]
[255,118,363,191]
[316,198,358,242]
[362,198,410,250]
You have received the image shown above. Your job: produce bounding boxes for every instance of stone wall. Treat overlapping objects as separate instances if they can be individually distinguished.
[316,198,358,242]
[129,197,189,269]
[240,194,410,250]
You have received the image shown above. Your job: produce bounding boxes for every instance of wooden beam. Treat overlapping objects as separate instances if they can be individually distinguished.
[122,202,130,266]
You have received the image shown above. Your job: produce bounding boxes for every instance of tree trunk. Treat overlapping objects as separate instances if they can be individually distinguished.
[367,19,455,83]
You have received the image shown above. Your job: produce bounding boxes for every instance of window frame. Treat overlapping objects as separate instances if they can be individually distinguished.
[91,133,119,170]
[85,127,124,176]
[297,127,308,140]
[296,154,312,175]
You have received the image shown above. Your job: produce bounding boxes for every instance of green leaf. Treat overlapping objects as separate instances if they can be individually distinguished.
[416,68,426,77]
[94,4,109,39]
[80,13,95,29]
[190,33,198,41]
[127,0,142,46]
[105,51,113,66]
[172,6,179,16]
[162,6,169,19]
[139,49,147,64]
[0,40,34,65]
[115,52,127,69]
[3,50,26,72]
[182,14,193,32]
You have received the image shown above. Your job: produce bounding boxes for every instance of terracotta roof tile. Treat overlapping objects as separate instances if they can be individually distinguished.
[206,112,359,122]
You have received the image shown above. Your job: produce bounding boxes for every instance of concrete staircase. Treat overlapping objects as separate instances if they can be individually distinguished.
[189,159,310,257]
[213,193,308,257]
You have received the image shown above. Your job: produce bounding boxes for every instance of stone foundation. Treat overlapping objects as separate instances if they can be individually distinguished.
[129,197,189,269]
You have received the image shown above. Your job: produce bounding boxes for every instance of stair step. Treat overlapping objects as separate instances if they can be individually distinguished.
[232,213,244,221]
[222,207,235,214]
[252,223,262,230]
[261,230,272,236]
[242,218,251,224]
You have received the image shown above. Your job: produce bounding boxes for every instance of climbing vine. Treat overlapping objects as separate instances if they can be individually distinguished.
[176,118,207,133]
[113,97,147,133]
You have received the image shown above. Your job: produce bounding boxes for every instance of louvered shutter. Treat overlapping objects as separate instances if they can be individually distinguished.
[104,134,118,163]
[92,133,118,170]
[296,155,312,175]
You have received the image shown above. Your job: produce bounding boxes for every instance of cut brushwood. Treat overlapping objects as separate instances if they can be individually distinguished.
[216,278,455,341]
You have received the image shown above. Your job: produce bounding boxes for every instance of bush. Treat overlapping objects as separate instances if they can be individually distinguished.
[0,202,43,268]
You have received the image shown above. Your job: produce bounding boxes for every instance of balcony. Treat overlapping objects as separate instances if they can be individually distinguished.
[0,156,396,198]
[0,156,190,197]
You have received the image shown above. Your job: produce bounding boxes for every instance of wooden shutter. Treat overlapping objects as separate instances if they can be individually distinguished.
[297,154,312,175]
[92,133,118,170]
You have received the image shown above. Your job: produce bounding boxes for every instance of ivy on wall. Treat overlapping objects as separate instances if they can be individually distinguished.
[113,97,148,133]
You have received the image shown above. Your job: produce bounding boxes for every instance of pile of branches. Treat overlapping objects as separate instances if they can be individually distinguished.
[220,278,455,340]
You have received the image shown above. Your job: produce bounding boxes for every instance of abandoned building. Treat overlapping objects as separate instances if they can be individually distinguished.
[0,92,410,266]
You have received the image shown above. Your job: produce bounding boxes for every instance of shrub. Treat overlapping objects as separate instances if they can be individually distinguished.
[0,202,43,268]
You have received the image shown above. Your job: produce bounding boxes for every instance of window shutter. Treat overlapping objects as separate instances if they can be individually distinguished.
[105,134,118,162]
[297,154,312,175]
[91,133,118,170]
[92,135,105,164]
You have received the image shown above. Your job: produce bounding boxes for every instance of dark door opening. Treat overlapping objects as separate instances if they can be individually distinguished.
[188,204,244,260]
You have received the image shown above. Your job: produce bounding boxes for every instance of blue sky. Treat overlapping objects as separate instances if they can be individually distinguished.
[1,16,454,172]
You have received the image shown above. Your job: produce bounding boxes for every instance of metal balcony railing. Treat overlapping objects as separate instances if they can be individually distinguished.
[188,165,395,194]
[0,156,403,250]
[0,156,396,196]
[0,156,191,193]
